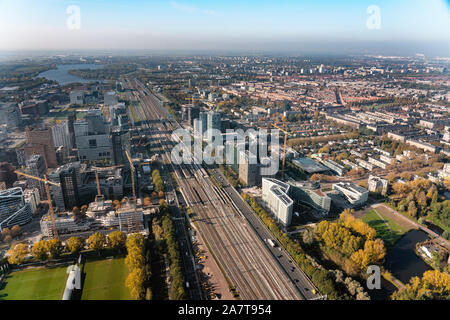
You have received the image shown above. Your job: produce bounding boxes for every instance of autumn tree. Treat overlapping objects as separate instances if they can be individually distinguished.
[10,225,21,237]
[31,240,48,261]
[46,239,63,259]
[392,270,450,300]
[108,231,127,252]
[67,237,85,254]
[88,232,106,255]
[7,243,29,265]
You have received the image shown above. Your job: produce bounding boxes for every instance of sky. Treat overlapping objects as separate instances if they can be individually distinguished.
[0,0,449,56]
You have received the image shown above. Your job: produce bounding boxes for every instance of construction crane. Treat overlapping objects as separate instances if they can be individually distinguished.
[125,151,137,213]
[14,170,60,239]
[272,124,291,180]
[91,165,124,197]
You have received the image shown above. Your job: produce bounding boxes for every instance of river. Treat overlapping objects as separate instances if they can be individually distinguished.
[37,64,104,85]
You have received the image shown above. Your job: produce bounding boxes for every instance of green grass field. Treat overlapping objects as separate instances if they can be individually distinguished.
[362,210,408,247]
[0,266,68,300]
[81,258,130,300]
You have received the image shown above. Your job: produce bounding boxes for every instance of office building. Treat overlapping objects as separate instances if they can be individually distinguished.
[333,182,369,206]
[323,159,347,176]
[25,154,47,198]
[0,187,33,230]
[288,181,331,212]
[24,127,58,168]
[49,162,81,211]
[207,111,221,143]
[74,109,113,162]
[262,178,293,226]
[69,91,84,105]
[0,102,21,131]
[52,121,72,156]
[239,150,259,186]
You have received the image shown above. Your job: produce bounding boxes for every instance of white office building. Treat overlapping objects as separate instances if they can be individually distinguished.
[262,178,293,226]
[332,182,369,206]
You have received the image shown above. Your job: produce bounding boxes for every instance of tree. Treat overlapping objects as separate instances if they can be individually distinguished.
[1,227,11,239]
[31,240,48,261]
[108,231,127,251]
[408,201,418,218]
[7,243,29,265]
[392,270,450,300]
[126,267,147,300]
[88,232,106,254]
[67,237,85,254]
[11,225,21,238]
[143,197,151,207]
[46,239,63,259]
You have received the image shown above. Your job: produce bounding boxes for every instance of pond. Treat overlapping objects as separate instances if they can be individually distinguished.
[37,64,104,85]
[384,229,432,284]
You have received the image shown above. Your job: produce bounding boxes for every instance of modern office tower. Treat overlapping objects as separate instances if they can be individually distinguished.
[112,129,131,166]
[288,181,331,212]
[49,162,81,211]
[67,112,77,148]
[187,105,200,126]
[104,91,118,107]
[0,102,21,131]
[0,187,32,230]
[52,121,72,156]
[25,154,47,198]
[261,178,293,226]
[207,111,221,143]
[332,182,369,206]
[368,175,389,195]
[239,150,259,186]
[0,162,17,188]
[69,91,84,105]
[24,127,58,168]
[24,187,40,215]
[74,109,113,162]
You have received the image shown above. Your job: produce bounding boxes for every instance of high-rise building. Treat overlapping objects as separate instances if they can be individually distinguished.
[261,178,293,226]
[112,130,131,166]
[74,109,112,162]
[0,187,32,230]
[0,162,17,188]
[239,150,259,186]
[69,91,84,105]
[52,121,72,156]
[49,162,81,211]
[207,111,221,143]
[24,127,58,168]
[25,154,47,198]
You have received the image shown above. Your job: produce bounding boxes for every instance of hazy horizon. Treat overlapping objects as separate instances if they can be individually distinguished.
[0,0,449,57]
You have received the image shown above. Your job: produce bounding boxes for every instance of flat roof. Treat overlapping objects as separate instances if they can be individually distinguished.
[292,157,328,173]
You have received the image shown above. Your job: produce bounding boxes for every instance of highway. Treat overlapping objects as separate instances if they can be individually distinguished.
[125,77,318,300]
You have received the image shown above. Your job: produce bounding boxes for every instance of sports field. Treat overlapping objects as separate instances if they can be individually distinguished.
[81,258,130,300]
[0,266,68,300]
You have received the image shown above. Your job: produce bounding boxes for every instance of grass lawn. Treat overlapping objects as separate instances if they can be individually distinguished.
[362,210,408,247]
[81,258,130,300]
[0,266,68,300]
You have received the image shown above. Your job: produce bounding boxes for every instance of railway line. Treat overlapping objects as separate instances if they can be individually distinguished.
[125,77,309,300]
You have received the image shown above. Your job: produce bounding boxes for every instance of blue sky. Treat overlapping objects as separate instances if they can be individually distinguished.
[0,0,449,55]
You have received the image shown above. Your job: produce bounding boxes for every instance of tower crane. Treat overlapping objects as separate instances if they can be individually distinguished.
[124,151,137,214]
[14,170,60,239]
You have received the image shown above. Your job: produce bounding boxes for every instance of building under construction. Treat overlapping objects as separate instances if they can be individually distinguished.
[40,198,146,238]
